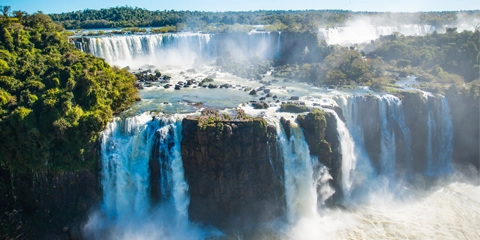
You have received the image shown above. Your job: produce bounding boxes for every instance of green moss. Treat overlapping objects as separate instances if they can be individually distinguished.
[280,103,310,113]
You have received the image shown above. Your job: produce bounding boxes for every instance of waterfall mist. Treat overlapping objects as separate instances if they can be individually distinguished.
[82,114,212,240]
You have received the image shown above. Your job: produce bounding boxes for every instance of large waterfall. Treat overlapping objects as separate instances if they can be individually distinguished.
[424,95,455,176]
[75,27,480,238]
[84,114,205,240]
[87,33,215,67]
[82,32,281,68]
[318,24,435,45]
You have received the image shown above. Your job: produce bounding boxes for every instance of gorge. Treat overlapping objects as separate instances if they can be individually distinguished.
[72,31,479,239]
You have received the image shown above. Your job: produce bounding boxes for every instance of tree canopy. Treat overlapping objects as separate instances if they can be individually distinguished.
[0,12,138,172]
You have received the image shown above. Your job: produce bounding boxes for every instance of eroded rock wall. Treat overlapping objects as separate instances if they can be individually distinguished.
[180,117,284,230]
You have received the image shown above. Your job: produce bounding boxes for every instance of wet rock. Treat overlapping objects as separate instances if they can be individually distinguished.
[253,102,269,109]
[249,90,257,95]
[181,115,284,230]
[290,96,300,100]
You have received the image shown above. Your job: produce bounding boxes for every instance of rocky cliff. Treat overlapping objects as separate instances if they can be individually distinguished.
[180,110,284,230]
[296,108,342,202]
[445,87,480,170]
[0,147,100,240]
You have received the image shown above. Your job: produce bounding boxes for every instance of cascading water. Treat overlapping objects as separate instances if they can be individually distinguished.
[318,24,435,45]
[87,33,215,67]
[275,31,281,59]
[335,95,375,197]
[323,108,357,201]
[275,118,320,221]
[85,113,203,239]
[81,32,281,68]
[100,114,154,220]
[424,95,455,176]
[77,26,472,238]
[378,95,397,180]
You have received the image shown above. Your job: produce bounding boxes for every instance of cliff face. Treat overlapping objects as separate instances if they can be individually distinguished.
[401,92,430,173]
[0,147,100,239]
[297,108,341,202]
[445,88,480,170]
[180,117,284,230]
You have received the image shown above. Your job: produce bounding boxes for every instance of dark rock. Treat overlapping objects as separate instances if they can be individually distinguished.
[279,103,309,113]
[249,90,257,95]
[279,117,291,139]
[181,116,284,231]
[252,102,269,109]
[290,96,299,100]
[445,87,480,169]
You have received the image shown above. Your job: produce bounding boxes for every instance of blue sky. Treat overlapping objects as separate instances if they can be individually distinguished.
[3,0,479,14]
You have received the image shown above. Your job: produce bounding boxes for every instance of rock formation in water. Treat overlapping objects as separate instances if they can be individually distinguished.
[297,108,342,202]
[180,110,284,230]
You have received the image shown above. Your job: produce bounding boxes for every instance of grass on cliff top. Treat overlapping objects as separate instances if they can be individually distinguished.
[194,108,266,130]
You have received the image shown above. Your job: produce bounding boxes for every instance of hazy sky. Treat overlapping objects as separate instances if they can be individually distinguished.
[3,0,479,14]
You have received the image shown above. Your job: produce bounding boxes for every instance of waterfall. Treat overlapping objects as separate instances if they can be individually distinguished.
[76,31,284,68]
[275,32,281,59]
[386,96,413,176]
[150,116,189,224]
[323,108,357,201]
[99,113,189,222]
[275,119,319,221]
[86,33,214,67]
[335,95,375,198]
[100,114,154,220]
[318,24,435,45]
[378,96,397,179]
[424,96,455,176]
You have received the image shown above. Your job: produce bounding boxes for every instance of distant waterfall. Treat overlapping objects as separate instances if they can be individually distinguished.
[424,96,454,176]
[319,24,435,45]
[275,32,281,59]
[100,114,189,222]
[87,33,214,67]
[78,32,280,68]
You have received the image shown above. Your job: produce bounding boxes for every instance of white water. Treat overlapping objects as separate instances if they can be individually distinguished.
[319,24,435,45]
[378,96,396,180]
[323,108,357,201]
[83,114,206,240]
[78,30,474,239]
[274,118,320,221]
[424,96,455,176]
[88,33,214,68]
[85,31,280,68]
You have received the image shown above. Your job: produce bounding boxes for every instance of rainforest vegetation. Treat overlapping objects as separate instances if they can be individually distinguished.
[0,10,138,172]
[280,29,479,92]
[47,6,479,31]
